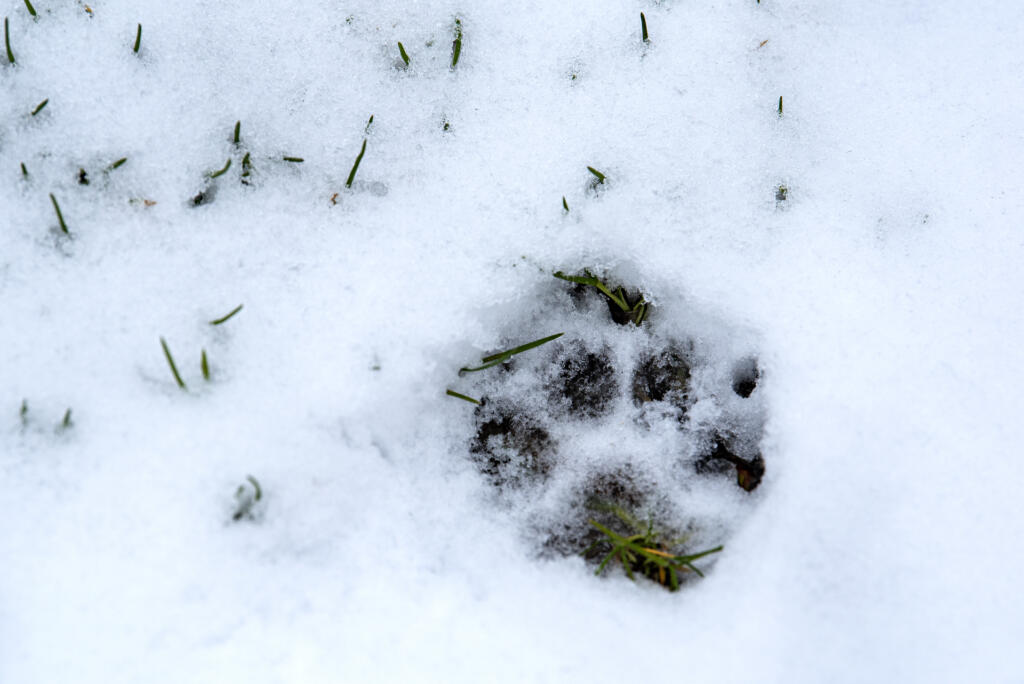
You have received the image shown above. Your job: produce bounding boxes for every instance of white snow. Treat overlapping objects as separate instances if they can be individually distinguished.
[3,1,1024,681]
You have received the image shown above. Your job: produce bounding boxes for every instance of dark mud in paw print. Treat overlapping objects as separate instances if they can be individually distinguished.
[632,346,692,407]
[469,401,553,488]
[451,270,769,591]
[549,341,618,419]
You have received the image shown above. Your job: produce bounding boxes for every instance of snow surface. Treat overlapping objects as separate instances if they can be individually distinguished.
[3,0,1024,681]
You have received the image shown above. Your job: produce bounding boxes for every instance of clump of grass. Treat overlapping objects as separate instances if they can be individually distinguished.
[210,303,243,325]
[775,184,788,202]
[345,138,367,188]
[5,17,15,65]
[446,389,481,405]
[586,506,723,591]
[78,168,89,185]
[31,99,47,116]
[397,41,410,67]
[24,0,36,19]
[49,194,68,234]
[133,23,142,54]
[554,270,648,326]
[640,12,649,43]
[233,475,263,521]
[160,337,187,390]
[460,332,564,374]
[450,17,462,69]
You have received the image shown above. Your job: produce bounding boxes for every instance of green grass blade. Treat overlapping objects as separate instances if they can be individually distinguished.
[398,41,410,66]
[562,196,569,212]
[283,156,304,163]
[201,349,210,380]
[458,356,508,373]
[61,408,72,429]
[209,158,232,178]
[20,162,27,177]
[460,332,564,374]
[586,166,606,183]
[5,17,15,65]
[31,98,47,116]
[133,23,142,53]
[553,271,629,311]
[446,389,481,405]
[595,549,618,576]
[778,95,783,117]
[641,12,649,43]
[674,544,724,564]
[247,475,262,501]
[233,120,241,144]
[479,332,564,363]
[108,157,127,171]
[345,138,367,188]
[23,0,36,19]
[49,194,68,234]
[160,337,187,390]
[450,18,462,69]
[209,303,243,325]
[365,114,374,134]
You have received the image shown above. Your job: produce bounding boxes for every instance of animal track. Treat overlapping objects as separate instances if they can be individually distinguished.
[454,271,769,589]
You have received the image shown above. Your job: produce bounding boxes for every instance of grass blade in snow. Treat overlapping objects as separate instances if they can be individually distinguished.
[554,271,627,310]
[641,12,649,43]
[460,332,564,373]
[210,304,243,325]
[49,194,68,234]
[554,271,648,325]
[446,389,481,405]
[24,0,36,19]
[345,139,366,188]
[398,41,410,67]
[133,23,142,54]
[31,99,48,116]
[209,158,231,178]
[5,18,15,65]
[450,18,462,69]
[160,337,187,390]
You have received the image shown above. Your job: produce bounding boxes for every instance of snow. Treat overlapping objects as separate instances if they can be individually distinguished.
[3,1,1024,681]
